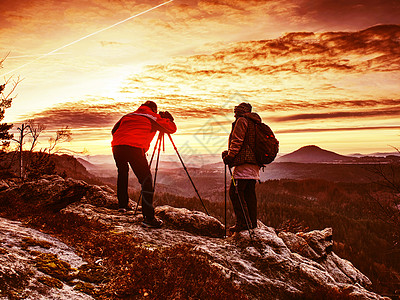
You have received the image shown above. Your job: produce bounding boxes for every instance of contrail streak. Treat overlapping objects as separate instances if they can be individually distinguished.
[1,0,173,77]
[8,53,66,59]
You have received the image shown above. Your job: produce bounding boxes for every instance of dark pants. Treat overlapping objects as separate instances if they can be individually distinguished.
[112,145,154,219]
[229,179,257,228]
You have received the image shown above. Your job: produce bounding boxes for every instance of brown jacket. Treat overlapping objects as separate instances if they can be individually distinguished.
[228,112,261,166]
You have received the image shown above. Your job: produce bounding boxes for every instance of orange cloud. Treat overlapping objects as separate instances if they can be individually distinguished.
[22,96,233,130]
[277,125,400,134]
[295,0,400,28]
[271,107,400,122]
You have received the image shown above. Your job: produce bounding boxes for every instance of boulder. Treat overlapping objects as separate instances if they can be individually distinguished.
[0,175,118,212]
[278,231,320,260]
[278,227,333,261]
[300,228,333,258]
[156,205,225,238]
[279,228,372,288]
[84,184,117,208]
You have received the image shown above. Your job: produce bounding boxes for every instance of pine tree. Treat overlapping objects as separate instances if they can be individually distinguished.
[0,57,21,151]
[0,84,13,149]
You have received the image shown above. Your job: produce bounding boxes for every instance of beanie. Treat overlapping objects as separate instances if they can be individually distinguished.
[234,102,252,116]
[143,101,157,113]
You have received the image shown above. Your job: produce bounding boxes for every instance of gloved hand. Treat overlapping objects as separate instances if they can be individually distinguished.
[223,155,234,165]
[222,151,234,165]
[159,111,174,122]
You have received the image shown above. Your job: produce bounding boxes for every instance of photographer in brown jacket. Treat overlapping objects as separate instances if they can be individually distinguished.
[222,102,261,233]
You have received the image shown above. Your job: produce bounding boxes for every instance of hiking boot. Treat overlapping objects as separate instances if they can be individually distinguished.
[142,217,163,229]
[229,223,256,233]
[228,224,247,233]
[118,206,133,213]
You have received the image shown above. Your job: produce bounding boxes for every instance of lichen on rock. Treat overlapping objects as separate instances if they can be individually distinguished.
[77,263,109,284]
[33,253,76,282]
[37,275,64,289]
[21,236,54,250]
[73,282,98,296]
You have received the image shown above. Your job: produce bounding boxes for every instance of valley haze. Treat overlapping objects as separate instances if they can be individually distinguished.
[77,145,400,199]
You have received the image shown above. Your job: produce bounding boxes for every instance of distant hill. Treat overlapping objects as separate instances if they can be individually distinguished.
[0,151,103,184]
[77,157,97,171]
[52,154,94,180]
[277,145,353,163]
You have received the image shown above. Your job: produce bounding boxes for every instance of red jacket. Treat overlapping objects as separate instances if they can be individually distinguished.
[111,105,177,152]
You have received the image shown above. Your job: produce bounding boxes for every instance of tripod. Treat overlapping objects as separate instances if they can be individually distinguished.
[134,131,210,216]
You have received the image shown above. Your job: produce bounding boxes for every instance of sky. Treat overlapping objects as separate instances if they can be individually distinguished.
[1,0,400,157]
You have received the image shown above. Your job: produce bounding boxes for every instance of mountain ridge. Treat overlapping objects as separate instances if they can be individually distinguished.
[76,146,400,169]
[277,145,353,163]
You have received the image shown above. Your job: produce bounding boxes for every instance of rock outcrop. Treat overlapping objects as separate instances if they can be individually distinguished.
[0,175,389,299]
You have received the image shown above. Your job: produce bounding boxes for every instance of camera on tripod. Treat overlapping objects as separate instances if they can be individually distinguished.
[133,131,209,216]
[159,111,174,121]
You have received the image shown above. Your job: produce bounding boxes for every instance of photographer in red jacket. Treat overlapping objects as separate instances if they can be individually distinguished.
[111,101,176,228]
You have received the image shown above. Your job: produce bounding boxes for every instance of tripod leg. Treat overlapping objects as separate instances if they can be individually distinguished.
[150,132,163,167]
[228,167,254,241]
[167,134,209,216]
[224,164,227,238]
[153,133,163,190]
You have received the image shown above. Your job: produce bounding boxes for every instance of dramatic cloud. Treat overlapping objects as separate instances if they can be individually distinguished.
[258,99,400,112]
[24,26,400,138]
[277,125,400,134]
[294,0,400,29]
[119,25,400,114]
[271,106,400,122]
[22,97,233,130]
[164,24,400,76]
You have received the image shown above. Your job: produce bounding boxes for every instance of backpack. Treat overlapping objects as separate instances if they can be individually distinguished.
[253,122,279,165]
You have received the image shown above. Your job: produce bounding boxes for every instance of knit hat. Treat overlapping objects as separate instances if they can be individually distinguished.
[143,101,157,113]
[234,102,252,116]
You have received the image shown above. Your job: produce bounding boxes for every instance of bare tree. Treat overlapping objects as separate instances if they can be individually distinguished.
[12,124,74,179]
[11,123,31,178]
[27,120,46,152]
[46,126,72,154]
[9,122,71,179]
[24,126,75,179]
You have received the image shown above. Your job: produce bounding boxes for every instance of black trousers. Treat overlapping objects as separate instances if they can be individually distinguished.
[112,145,154,219]
[229,179,257,228]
